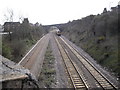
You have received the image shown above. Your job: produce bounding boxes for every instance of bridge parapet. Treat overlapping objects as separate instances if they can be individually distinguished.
[0,55,38,89]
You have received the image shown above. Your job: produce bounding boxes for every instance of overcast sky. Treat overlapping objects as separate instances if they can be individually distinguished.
[0,0,119,25]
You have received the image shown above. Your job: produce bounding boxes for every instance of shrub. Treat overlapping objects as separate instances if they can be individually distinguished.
[98,36,105,41]
[2,44,13,59]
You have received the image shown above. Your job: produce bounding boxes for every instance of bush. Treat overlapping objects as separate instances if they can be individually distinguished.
[98,36,105,41]
[2,44,13,59]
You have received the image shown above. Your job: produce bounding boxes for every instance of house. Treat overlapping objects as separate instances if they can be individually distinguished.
[4,22,20,32]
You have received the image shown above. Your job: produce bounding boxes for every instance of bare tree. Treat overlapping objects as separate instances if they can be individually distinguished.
[19,14,24,23]
[4,9,14,22]
[4,14,9,22]
[3,9,14,41]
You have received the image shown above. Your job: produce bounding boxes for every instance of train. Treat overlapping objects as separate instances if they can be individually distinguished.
[56,30,61,36]
[50,26,61,36]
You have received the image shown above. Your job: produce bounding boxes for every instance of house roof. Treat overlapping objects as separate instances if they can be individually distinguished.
[4,22,20,26]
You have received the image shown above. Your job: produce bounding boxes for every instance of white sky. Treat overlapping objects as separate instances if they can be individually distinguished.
[0,0,119,25]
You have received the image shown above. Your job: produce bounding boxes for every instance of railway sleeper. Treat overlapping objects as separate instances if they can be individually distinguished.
[73,78,81,80]
[74,82,84,84]
[75,85,86,88]
[73,79,81,82]
[100,84,113,89]
[98,79,107,82]
[105,87,114,89]
[100,83,112,87]
[75,84,85,86]
[69,68,75,71]
[98,79,109,83]
[103,86,113,89]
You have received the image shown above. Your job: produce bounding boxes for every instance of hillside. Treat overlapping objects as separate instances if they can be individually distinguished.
[55,6,120,78]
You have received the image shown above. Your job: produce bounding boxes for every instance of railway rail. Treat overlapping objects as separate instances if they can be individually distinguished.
[55,36,88,89]
[57,36,118,90]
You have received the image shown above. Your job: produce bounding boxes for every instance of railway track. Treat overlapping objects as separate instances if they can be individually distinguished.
[3,32,119,89]
[57,36,118,90]
[55,36,88,89]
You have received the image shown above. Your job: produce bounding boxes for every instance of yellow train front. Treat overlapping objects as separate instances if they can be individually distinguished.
[56,30,61,36]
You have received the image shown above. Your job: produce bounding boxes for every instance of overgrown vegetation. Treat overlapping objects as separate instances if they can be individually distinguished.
[55,6,120,78]
[0,35,2,55]
[38,43,56,88]
[2,20,46,62]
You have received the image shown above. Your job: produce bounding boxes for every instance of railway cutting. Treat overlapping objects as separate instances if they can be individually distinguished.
[1,28,120,89]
